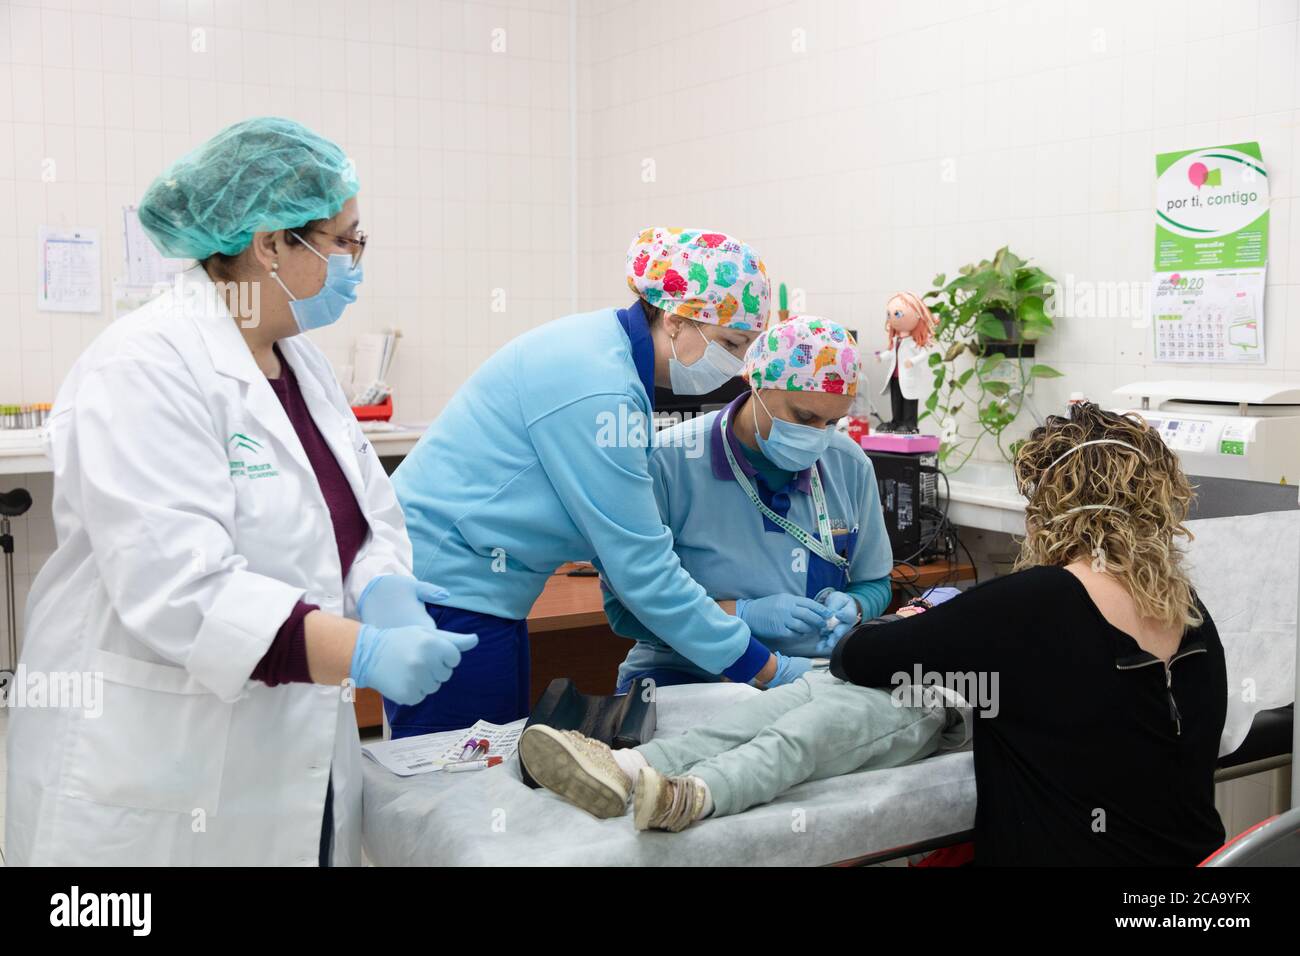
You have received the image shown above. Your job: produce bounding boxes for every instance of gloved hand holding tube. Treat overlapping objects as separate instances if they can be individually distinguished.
[814,589,861,653]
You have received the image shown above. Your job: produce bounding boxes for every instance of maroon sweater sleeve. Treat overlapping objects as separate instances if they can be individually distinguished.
[251,600,318,686]
[251,347,372,686]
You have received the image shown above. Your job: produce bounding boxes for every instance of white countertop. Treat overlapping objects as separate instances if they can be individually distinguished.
[0,423,430,476]
[4,423,1028,534]
[939,461,1028,535]
[363,426,426,458]
[0,429,51,476]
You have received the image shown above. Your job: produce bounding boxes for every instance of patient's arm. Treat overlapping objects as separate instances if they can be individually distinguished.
[830,574,1022,688]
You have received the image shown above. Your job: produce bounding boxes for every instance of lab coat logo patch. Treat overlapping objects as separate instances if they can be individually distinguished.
[228,433,280,480]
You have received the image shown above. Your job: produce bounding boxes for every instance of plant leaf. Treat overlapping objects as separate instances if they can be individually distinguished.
[1017,296,1046,324]
[975,312,1006,339]
[1015,267,1053,292]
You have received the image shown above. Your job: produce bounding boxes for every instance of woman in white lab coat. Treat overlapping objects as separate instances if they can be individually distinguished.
[4,118,474,866]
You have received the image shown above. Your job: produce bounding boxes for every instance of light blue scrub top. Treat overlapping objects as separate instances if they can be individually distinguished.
[392,305,770,682]
[607,393,894,686]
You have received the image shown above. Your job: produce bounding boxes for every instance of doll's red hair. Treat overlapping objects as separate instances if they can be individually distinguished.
[886,291,936,348]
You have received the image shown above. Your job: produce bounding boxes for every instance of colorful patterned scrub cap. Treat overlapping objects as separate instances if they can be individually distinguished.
[625,227,770,331]
[744,316,860,396]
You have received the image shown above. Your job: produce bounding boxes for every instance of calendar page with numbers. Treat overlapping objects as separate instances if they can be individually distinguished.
[1152,270,1265,364]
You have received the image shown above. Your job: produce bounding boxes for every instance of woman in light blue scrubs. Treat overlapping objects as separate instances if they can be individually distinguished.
[605,316,895,692]
[389,227,803,735]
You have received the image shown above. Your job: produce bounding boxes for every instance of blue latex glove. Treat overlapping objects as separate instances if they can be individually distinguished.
[815,590,861,654]
[735,594,833,640]
[350,623,478,705]
[357,574,449,630]
[765,652,813,688]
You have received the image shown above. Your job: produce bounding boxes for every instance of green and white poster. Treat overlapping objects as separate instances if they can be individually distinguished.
[1153,142,1268,364]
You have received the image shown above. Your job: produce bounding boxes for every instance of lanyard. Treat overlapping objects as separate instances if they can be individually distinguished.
[719,408,849,571]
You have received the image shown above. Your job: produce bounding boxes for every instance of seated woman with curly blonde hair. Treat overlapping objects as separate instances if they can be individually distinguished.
[832,401,1226,865]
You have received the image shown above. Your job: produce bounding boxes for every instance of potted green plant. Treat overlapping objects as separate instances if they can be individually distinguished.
[921,247,1062,469]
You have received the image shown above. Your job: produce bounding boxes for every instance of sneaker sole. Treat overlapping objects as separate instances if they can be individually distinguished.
[519,725,628,819]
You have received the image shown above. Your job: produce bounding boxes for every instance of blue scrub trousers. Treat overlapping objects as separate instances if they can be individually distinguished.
[384,604,531,737]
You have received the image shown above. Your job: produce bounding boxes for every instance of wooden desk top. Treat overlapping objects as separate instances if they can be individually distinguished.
[526,560,975,633]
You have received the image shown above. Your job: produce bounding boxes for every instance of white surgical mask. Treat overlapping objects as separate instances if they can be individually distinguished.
[668,324,743,395]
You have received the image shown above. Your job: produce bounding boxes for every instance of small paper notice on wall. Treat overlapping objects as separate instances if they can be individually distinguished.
[123,205,187,287]
[38,226,102,313]
[112,206,189,319]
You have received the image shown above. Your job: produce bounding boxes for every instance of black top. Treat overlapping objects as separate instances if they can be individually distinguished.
[831,565,1227,866]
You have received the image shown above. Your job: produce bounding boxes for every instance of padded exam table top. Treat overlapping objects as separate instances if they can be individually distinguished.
[361,682,977,866]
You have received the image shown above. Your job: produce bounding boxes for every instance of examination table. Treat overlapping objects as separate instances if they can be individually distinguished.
[362,492,1298,866]
[361,681,977,866]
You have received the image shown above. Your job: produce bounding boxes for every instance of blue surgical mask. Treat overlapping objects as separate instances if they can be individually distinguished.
[752,390,832,471]
[669,323,743,395]
[270,231,364,332]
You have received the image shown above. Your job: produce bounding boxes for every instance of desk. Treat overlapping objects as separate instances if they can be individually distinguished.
[353,558,976,729]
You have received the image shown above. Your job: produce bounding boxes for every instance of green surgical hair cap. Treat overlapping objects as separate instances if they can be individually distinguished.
[137,117,359,260]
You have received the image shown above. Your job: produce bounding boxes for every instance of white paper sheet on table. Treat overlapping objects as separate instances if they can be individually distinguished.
[362,719,525,776]
[1184,512,1299,756]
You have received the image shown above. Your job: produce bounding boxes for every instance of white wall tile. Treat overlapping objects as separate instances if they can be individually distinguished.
[10,0,1300,638]
[576,0,1300,470]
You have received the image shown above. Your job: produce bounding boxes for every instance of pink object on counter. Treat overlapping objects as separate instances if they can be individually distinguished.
[859,433,941,453]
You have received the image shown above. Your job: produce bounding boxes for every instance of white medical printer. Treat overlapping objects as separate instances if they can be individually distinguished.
[1112,381,1300,485]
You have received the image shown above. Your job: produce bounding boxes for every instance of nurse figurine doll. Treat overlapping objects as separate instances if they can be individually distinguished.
[874,291,936,433]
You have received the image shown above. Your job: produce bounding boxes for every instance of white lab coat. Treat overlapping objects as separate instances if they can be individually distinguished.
[876,337,936,401]
[4,266,412,866]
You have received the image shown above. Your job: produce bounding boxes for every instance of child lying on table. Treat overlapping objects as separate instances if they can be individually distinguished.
[518,595,969,833]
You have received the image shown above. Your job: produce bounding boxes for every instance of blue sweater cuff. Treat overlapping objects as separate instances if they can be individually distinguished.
[722,635,772,683]
[847,575,893,621]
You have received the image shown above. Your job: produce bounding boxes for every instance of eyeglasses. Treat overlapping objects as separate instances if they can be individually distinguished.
[309,228,368,267]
